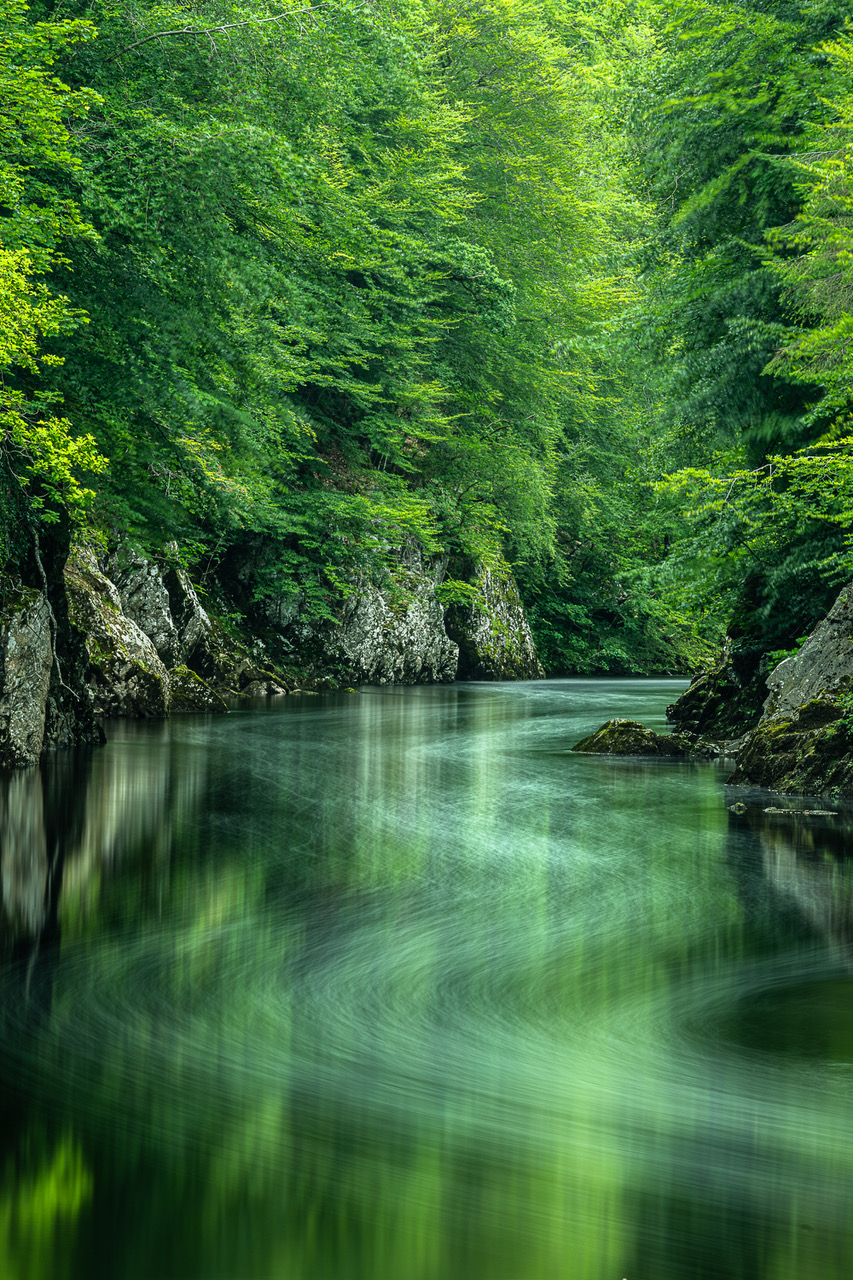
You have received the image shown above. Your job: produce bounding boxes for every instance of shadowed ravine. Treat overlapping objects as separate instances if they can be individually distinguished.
[2,679,853,1279]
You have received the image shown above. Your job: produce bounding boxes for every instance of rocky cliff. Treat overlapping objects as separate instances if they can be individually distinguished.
[571,580,853,798]
[0,538,545,768]
[277,546,459,686]
[726,582,853,798]
[248,546,543,685]
[445,561,545,681]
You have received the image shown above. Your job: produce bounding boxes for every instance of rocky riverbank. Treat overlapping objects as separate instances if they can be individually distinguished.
[0,534,544,768]
[573,581,853,800]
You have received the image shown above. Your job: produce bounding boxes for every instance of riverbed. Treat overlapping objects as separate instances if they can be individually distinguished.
[2,679,853,1279]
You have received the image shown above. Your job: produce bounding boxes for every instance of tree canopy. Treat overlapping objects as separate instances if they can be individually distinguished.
[5,0,853,673]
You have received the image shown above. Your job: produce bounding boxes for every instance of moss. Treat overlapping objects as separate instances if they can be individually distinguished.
[728,702,853,797]
[169,666,228,714]
[571,718,687,757]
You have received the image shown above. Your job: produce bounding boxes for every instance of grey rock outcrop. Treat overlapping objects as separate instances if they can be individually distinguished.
[113,554,181,666]
[445,561,544,680]
[328,571,458,686]
[724,581,853,797]
[110,548,273,697]
[274,548,546,686]
[0,550,99,770]
[113,547,219,675]
[282,546,459,685]
[762,582,853,721]
[65,545,171,719]
[0,585,54,767]
[162,557,215,669]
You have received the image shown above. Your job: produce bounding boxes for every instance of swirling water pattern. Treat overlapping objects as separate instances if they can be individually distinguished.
[2,678,853,1279]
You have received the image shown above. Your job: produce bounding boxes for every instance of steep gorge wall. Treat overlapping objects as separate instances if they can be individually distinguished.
[0,541,544,768]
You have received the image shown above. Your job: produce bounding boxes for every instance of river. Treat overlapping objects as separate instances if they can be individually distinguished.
[2,678,853,1279]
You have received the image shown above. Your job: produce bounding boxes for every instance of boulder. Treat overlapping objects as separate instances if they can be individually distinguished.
[239,679,288,696]
[571,718,687,756]
[445,560,544,681]
[762,582,853,721]
[168,665,228,713]
[64,545,171,718]
[727,698,853,798]
[0,584,54,767]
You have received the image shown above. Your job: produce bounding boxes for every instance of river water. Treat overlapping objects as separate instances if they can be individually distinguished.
[2,678,853,1279]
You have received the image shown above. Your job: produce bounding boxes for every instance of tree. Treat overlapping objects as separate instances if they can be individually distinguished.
[0,0,103,563]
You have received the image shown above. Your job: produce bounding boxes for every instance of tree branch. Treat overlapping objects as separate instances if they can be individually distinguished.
[108,3,336,61]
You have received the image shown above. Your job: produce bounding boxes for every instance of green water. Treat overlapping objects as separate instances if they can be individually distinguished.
[2,678,853,1279]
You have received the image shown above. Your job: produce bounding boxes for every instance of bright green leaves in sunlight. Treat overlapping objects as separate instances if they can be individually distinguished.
[0,0,104,529]
[24,0,653,658]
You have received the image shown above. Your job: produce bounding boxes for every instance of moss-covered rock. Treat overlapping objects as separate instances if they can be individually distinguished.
[666,638,767,739]
[571,718,688,756]
[65,545,171,719]
[727,697,853,797]
[168,666,228,713]
[239,677,289,696]
[445,559,544,681]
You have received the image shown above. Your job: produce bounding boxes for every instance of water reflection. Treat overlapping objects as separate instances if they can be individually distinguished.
[2,682,853,1278]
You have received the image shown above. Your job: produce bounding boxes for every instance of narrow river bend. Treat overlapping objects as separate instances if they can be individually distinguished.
[3,679,853,1280]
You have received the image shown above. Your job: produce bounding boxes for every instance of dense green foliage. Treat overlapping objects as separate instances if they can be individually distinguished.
[622,0,853,663]
[0,0,104,569]
[4,0,853,673]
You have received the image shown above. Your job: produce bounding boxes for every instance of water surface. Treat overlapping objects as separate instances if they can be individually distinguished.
[2,678,853,1279]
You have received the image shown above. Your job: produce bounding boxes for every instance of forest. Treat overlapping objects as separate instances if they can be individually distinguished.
[3,0,853,677]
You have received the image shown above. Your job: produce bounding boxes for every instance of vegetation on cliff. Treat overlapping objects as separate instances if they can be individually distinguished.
[4,0,853,679]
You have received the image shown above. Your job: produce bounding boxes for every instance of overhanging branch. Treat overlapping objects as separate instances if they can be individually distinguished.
[108,3,337,61]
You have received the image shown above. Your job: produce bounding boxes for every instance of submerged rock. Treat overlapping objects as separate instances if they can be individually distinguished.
[571,718,687,757]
